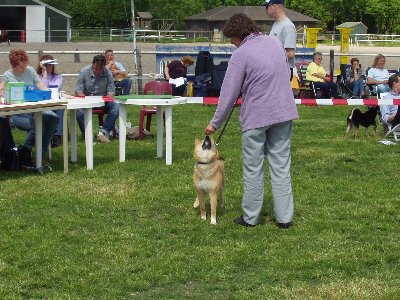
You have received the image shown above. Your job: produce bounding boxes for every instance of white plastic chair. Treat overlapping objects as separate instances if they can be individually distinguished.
[385,124,400,141]
[379,92,400,141]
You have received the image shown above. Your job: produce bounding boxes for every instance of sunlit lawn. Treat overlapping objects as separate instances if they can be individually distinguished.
[1,104,399,299]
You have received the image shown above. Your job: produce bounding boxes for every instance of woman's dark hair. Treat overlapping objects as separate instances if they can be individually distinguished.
[222,13,261,41]
[36,54,58,76]
[388,74,399,89]
[350,57,359,65]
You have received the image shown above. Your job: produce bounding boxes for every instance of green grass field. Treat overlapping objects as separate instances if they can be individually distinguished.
[1,104,400,299]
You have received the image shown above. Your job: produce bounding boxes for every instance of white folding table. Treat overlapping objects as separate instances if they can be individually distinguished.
[0,100,68,173]
[67,97,105,170]
[115,96,187,165]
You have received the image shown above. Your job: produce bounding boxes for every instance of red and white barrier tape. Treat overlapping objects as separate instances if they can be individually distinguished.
[186,97,400,106]
[294,98,400,106]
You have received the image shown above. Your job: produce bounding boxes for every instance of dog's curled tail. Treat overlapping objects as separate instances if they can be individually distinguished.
[348,107,360,121]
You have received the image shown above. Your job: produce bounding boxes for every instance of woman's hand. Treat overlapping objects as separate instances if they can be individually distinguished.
[204,124,216,135]
[40,62,47,77]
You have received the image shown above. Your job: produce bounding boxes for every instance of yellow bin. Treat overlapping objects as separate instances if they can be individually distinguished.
[186,81,194,97]
[305,28,322,49]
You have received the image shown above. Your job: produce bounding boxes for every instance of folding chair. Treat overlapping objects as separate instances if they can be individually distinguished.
[385,124,400,141]
[376,92,400,138]
[365,67,379,98]
[91,87,122,138]
[309,81,323,98]
[296,63,312,98]
[338,64,354,98]
[139,81,172,141]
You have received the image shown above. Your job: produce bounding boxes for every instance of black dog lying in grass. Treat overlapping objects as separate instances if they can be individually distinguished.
[344,106,379,139]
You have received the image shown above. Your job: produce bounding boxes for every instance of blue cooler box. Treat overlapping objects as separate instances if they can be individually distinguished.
[24,86,52,102]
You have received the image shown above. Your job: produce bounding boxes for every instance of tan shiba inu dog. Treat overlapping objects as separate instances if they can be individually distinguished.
[193,135,225,225]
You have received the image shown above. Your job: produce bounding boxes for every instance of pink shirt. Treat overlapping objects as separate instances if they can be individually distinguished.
[40,73,63,90]
[210,33,298,132]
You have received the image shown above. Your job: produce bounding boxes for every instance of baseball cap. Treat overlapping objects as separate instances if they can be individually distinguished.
[262,0,284,6]
[40,59,58,65]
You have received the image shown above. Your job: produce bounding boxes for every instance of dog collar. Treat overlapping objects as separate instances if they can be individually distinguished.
[196,157,224,165]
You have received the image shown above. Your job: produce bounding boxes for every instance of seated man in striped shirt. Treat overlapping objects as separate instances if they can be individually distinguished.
[380,74,400,130]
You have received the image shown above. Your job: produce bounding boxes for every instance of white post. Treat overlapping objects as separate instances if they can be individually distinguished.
[131,0,138,74]
[48,18,51,42]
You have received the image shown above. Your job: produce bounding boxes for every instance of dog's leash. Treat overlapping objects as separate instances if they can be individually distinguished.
[215,102,237,146]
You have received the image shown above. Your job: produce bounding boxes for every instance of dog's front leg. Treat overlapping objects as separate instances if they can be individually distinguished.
[193,197,199,208]
[197,190,207,221]
[210,192,218,225]
[219,188,225,208]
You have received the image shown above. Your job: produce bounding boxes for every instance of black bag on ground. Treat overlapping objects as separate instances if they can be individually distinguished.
[17,145,33,167]
[1,148,20,171]
[193,73,211,97]
[195,51,213,76]
[208,61,229,97]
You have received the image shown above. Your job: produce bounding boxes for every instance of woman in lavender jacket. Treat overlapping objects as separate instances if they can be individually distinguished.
[204,13,299,228]
[36,54,64,147]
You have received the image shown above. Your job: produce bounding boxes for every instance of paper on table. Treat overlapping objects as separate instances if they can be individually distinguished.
[379,140,396,145]
[85,96,103,101]
[169,77,185,87]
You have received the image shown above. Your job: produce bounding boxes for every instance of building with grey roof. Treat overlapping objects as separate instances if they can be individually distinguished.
[0,0,71,42]
[185,6,320,33]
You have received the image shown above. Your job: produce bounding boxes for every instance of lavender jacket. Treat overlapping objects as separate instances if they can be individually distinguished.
[210,33,298,132]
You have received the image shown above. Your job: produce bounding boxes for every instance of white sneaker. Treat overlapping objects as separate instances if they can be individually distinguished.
[143,128,153,137]
[97,132,110,143]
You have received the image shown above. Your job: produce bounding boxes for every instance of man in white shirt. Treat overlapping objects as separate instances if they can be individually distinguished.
[380,74,400,129]
[263,0,296,80]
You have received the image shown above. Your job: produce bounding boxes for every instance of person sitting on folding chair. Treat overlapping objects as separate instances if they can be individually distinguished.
[105,49,132,95]
[367,54,390,96]
[345,58,364,98]
[75,54,118,144]
[1,48,58,159]
[380,74,400,131]
[306,52,338,99]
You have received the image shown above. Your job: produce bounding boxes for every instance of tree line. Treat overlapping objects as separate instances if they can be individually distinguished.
[43,0,400,34]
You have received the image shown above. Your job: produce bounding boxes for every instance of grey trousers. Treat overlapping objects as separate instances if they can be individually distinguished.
[241,121,294,225]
